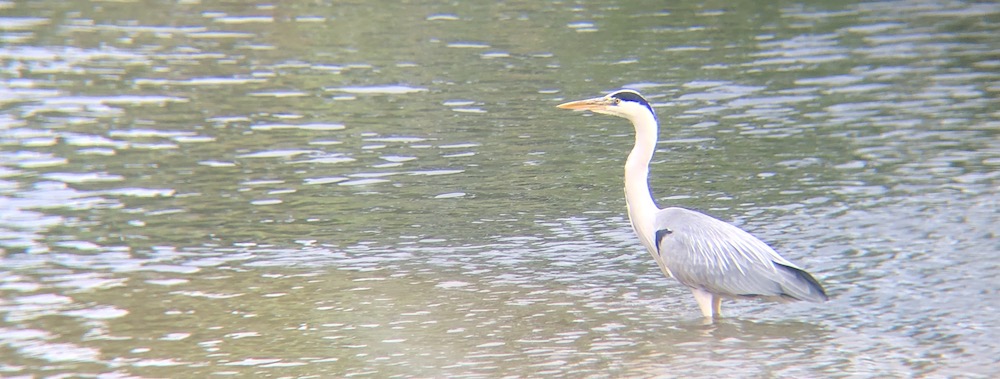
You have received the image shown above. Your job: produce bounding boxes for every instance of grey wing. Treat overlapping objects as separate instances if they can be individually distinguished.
[652,207,828,302]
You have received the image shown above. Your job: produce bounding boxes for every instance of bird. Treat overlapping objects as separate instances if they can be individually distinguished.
[556,89,828,320]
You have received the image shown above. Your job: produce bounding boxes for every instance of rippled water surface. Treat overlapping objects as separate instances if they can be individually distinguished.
[1,0,998,377]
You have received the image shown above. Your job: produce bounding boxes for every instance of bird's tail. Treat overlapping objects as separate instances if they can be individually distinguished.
[774,262,829,302]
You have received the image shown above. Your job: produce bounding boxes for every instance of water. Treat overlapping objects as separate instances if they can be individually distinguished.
[1,0,998,377]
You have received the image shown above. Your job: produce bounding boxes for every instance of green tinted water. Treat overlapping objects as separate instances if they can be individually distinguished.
[1,0,997,377]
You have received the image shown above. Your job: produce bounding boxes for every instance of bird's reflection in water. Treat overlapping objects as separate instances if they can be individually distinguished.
[631,317,832,377]
[692,317,828,340]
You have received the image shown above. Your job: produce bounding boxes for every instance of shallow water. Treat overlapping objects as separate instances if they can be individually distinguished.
[1,0,998,377]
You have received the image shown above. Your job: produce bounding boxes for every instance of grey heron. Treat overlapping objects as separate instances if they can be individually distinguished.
[557,89,828,320]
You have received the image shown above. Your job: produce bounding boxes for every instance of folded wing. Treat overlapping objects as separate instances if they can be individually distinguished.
[653,207,828,302]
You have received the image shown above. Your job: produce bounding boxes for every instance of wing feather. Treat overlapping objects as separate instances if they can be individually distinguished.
[651,207,827,302]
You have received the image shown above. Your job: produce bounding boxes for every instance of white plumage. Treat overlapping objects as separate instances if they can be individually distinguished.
[558,89,827,320]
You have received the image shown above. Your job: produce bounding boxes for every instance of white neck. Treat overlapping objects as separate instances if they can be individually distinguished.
[623,111,660,248]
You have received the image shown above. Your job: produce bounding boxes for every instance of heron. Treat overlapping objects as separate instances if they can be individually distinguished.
[557,89,828,320]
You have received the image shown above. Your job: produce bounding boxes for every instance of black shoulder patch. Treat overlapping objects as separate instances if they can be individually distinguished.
[654,228,673,252]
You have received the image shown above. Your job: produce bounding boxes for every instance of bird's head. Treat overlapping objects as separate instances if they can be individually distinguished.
[556,89,656,121]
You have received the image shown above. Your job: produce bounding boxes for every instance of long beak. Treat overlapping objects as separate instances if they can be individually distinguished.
[556,97,611,111]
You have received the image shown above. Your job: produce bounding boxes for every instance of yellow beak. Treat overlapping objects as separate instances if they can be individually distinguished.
[556,97,612,111]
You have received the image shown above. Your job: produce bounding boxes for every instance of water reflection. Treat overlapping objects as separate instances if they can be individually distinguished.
[1,0,998,377]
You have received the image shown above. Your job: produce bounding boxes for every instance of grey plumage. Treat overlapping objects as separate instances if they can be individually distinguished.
[558,89,828,320]
[652,207,828,303]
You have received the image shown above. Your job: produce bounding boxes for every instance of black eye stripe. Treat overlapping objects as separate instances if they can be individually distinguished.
[609,90,656,118]
[610,91,648,104]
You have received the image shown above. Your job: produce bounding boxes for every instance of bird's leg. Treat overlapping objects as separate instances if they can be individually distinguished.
[712,295,723,318]
[691,288,716,319]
